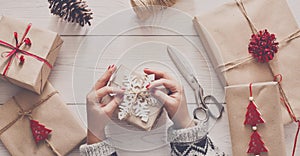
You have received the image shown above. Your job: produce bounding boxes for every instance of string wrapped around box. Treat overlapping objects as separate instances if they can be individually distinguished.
[0,16,63,94]
[107,65,165,131]
[0,82,86,156]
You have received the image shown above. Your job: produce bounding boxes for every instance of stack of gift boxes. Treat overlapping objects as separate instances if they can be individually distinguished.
[194,0,300,155]
[0,16,86,155]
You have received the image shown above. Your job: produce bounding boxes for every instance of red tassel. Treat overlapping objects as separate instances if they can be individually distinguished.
[30,120,52,144]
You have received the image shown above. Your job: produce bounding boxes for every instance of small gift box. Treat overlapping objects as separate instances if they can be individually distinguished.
[0,82,86,156]
[108,65,164,131]
[0,16,63,94]
[193,0,300,123]
[225,82,286,156]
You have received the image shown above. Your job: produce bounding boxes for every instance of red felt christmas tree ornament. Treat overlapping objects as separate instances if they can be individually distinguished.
[248,29,279,63]
[244,83,268,155]
[247,131,268,155]
[30,119,52,144]
[244,100,265,126]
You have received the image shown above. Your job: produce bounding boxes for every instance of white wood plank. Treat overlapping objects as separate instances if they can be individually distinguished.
[0,0,300,155]
[0,0,299,35]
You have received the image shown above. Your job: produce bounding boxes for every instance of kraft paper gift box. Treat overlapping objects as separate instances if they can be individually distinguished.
[193,0,300,123]
[0,16,63,94]
[0,82,86,156]
[225,82,286,156]
[108,65,164,131]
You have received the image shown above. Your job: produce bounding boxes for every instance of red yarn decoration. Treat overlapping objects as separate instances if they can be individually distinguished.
[24,38,31,46]
[30,120,52,144]
[247,131,268,154]
[248,29,279,63]
[19,55,25,65]
[244,101,265,126]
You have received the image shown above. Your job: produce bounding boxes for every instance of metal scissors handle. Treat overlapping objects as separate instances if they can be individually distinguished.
[187,70,224,121]
[193,90,224,121]
[166,46,224,121]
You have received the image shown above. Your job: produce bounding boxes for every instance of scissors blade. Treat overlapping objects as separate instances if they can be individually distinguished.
[167,46,200,90]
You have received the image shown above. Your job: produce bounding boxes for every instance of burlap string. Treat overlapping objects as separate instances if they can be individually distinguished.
[0,91,62,156]
[131,0,176,8]
[217,0,300,72]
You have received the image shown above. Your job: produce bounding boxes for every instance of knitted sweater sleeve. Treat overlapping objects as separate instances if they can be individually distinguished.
[79,139,117,156]
[167,120,226,156]
[79,120,226,156]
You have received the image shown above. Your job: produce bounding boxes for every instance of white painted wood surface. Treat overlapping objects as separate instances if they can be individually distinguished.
[0,0,300,155]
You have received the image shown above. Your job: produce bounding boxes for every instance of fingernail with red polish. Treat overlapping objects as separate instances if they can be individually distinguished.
[108,65,111,70]
[146,83,150,89]
[111,64,115,68]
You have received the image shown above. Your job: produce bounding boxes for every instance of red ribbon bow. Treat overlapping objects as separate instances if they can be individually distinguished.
[0,23,52,77]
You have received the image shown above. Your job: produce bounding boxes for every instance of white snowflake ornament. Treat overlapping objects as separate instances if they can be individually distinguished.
[118,74,158,123]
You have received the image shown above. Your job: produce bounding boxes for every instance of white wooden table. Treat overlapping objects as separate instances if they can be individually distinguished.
[0,0,300,155]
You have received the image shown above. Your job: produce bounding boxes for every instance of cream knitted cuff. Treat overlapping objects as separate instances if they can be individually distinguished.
[167,120,208,143]
[80,139,116,156]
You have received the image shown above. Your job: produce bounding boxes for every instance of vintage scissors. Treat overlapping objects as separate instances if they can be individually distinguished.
[167,46,224,121]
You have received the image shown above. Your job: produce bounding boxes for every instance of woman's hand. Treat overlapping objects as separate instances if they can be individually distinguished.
[144,68,195,129]
[86,65,124,144]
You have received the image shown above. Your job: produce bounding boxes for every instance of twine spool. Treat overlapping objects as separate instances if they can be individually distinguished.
[130,0,176,19]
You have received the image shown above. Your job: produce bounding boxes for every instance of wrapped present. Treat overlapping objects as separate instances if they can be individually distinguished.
[0,16,63,94]
[193,0,300,123]
[225,82,286,156]
[0,82,86,156]
[108,65,164,131]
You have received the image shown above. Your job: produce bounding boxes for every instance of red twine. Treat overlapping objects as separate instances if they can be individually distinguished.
[275,75,299,156]
[0,23,52,77]
[248,29,279,63]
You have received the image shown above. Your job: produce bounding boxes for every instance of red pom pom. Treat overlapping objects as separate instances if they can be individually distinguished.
[248,29,279,63]
[19,55,25,65]
[24,38,31,46]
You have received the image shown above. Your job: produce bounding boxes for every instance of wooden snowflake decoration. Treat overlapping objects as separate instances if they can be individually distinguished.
[118,74,158,123]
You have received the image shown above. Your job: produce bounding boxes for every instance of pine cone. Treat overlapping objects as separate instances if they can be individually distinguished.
[48,0,93,27]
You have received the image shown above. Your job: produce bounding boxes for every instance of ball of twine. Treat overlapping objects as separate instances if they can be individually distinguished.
[131,0,176,19]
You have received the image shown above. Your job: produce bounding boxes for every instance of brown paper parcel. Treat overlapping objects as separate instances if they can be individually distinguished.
[0,82,86,156]
[225,82,286,156]
[108,65,164,131]
[0,16,63,94]
[193,0,300,123]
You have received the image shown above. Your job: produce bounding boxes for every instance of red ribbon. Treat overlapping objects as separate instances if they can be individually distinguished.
[274,74,299,156]
[0,23,52,77]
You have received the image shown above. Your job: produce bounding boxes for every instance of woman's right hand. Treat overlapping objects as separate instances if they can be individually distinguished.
[86,65,125,144]
[144,68,195,129]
